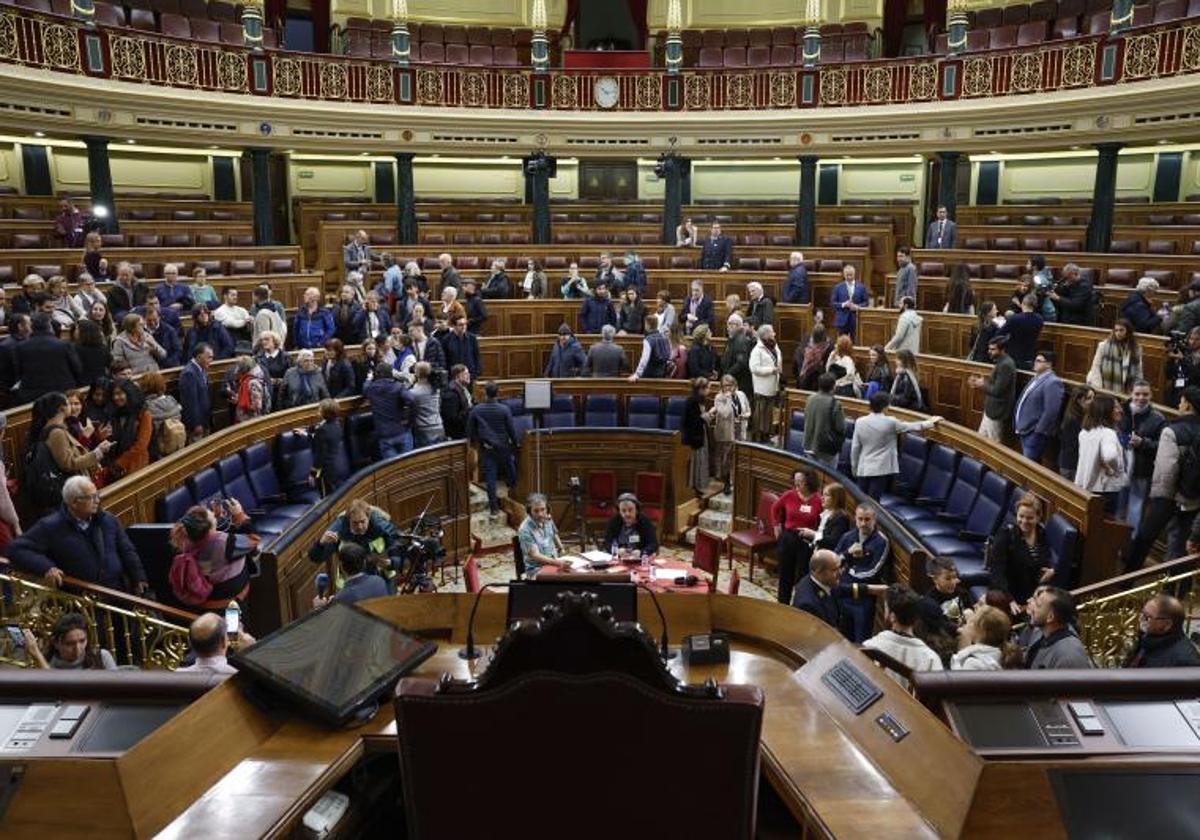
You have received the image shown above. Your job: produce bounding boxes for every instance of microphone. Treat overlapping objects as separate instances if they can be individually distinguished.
[459,582,510,660]
[635,582,677,661]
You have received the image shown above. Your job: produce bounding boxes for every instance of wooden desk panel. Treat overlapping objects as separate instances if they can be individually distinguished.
[0,244,306,281]
[956,201,1200,229]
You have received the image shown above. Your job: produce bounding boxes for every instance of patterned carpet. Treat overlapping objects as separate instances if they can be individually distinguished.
[437,542,783,602]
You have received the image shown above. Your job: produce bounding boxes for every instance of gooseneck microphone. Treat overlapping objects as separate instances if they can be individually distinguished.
[635,582,677,661]
[459,582,510,660]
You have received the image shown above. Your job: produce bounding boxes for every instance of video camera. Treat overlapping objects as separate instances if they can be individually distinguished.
[569,475,583,504]
[523,152,557,178]
[1167,330,1190,356]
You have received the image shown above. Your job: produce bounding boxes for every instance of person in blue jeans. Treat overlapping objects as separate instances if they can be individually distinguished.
[363,362,414,458]
[467,381,518,515]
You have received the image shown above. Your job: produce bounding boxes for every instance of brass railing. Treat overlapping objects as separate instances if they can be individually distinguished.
[1075,555,1200,668]
[0,567,195,670]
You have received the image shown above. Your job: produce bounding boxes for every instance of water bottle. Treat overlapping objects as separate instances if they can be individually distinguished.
[611,541,619,563]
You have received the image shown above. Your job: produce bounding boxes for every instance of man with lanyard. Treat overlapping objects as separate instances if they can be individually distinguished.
[308,498,406,591]
[831,264,870,340]
[1013,351,1064,461]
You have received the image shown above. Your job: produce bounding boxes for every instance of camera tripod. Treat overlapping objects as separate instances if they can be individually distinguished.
[560,482,592,551]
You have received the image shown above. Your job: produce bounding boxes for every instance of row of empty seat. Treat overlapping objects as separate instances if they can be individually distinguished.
[912,259,1194,287]
[696,40,869,68]
[961,236,1200,255]
[0,257,297,282]
[0,205,249,221]
[3,231,254,249]
[978,212,1200,225]
[498,393,691,438]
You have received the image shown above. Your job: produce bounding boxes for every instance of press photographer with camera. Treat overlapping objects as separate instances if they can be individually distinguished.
[1045,263,1095,326]
[1166,326,1200,408]
[308,498,406,588]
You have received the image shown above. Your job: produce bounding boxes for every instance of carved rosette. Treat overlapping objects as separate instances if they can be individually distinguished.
[461,71,488,106]
[1062,42,1097,87]
[551,73,577,109]
[0,13,18,61]
[320,62,347,100]
[416,68,443,105]
[636,74,661,109]
[819,68,846,105]
[725,73,753,108]
[109,35,146,80]
[217,50,247,92]
[1183,25,1200,71]
[41,23,81,71]
[863,65,892,103]
[907,62,937,101]
[683,73,710,109]
[962,56,993,97]
[768,71,795,107]
[366,64,393,102]
[272,56,301,96]
[165,44,197,86]
[502,72,528,108]
[1122,33,1160,79]
[1009,50,1043,93]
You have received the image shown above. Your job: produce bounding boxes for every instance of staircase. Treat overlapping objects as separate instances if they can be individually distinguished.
[683,491,733,545]
[469,483,517,550]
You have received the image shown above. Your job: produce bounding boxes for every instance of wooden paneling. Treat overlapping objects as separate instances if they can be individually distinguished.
[955,224,1200,259]
[0,219,253,247]
[0,195,252,220]
[956,201,1200,228]
[0,244,305,281]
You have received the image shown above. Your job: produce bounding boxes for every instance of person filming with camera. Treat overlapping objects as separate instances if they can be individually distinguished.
[308,498,406,590]
[1166,326,1200,408]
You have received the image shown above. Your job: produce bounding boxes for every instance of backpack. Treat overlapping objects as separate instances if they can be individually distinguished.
[22,425,67,509]
[1175,421,1200,499]
[157,418,187,456]
[169,552,213,605]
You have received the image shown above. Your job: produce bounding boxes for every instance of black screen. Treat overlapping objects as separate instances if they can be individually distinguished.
[507,582,638,625]
[74,704,182,753]
[952,702,1048,749]
[231,601,436,726]
[1051,770,1200,838]
[1103,701,1200,748]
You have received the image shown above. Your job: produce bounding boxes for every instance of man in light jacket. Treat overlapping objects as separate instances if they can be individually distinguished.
[884,297,923,354]
[850,391,943,499]
[749,324,783,443]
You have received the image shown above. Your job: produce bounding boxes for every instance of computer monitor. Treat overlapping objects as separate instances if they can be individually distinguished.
[230,601,436,727]
[1051,769,1200,839]
[506,581,638,625]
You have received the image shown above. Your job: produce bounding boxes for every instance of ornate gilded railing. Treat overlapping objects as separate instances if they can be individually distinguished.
[1,9,1199,110]
[1075,554,1200,668]
[0,565,194,670]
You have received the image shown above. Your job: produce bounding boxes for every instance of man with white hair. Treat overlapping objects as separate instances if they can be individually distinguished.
[747,282,775,329]
[721,314,754,397]
[784,252,809,304]
[345,269,369,305]
[155,263,193,312]
[8,475,148,593]
[292,286,335,349]
[1120,276,1164,334]
[343,229,372,276]
[749,324,783,442]
[481,259,511,300]
[682,280,714,335]
[438,253,462,293]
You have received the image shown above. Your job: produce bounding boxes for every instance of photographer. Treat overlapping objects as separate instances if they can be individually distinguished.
[1047,263,1095,326]
[311,543,388,608]
[1167,326,1200,408]
[308,498,406,587]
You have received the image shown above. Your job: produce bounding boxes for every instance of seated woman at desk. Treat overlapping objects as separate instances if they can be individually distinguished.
[22,612,117,670]
[517,493,571,578]
[602,493,659,559]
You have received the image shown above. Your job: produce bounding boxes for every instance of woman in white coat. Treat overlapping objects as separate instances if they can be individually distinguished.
[850,391,943,499]
[748,324,782,443]
[1074,393,1128,514]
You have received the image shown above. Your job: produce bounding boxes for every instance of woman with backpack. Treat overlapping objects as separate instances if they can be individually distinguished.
[23,392,113,515]
[168,502,256,607]
[232,356,268,423]
[105,379,152,483]
[142,371,185,458]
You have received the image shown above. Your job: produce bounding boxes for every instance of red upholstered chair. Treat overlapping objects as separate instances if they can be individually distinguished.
[1133,3,1154,24]
[17,0,53,11]
[738,257,762,270]
[747,46,771,67]
[748,28,772,48]
[1110,239,1140,253]
[584,471,617,525]
[843,35,868,61]
[421,23,443,43]
[725,28,749,47]
[1053,16,1081,37]
[1144,269,1175,285]
[464,555,481,594]
[723,46,747,67]
[11,234,44,249]
[491,28,513,47]
[990,24,1018,48]
[468,45,493,65]
[726,490,779,580]
[1052,239,1082,252]
[692,530,724,581]
[1106,268,1138,284]
[191,18,221,42]
[1155,0,1187,22]
[1003,4,1031,25]
[446,43,469,64]
[726,567,741,595]
[1060,0,1088,16]
[976,7,1004,26]
[494,46,519,66]
[1189,0,1200,17]
[1030,0,1057,20]
[458,256,480,269]
[1017,20,1048,45]
[219,21,243,45]
[1023,238,1049,251]
[420,42,445,63]
[966,28,990,50]
[1147,239,1176,254]
[701,29,724,47]
[670,254,696,269]
[697,45,723,66]
[444,24,467,44]
[1087,12,1111,33]
[268,258,295,273]
[820,39,845,62]
[158,12,190,37]
[769,44,795,65]
[208,0,237,21]
[94,2,126,26]
[466,25,490,44]
[635,472,666,529]
[993,236,1020,250]
[772,26,795,45]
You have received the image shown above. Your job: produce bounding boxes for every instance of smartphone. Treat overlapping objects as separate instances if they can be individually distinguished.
[4,624,24,649]
[224,606,240,638]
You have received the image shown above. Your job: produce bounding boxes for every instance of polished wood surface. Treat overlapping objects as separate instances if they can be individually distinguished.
[954,224,1200,260]
[0,219,253,247]
[0,244,305,280]
[955,201,1200,228]
[0,195,252,220]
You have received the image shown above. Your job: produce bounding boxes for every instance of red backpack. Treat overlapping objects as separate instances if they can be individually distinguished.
[169,552,213,605]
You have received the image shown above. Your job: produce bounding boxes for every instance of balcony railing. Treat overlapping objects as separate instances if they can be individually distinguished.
[0,562,195,670]
[1,10,1199,110]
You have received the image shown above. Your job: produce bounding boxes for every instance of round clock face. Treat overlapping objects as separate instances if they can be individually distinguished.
[594,76,619,109]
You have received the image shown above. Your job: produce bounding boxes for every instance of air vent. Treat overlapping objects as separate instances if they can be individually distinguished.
[0,102,71,118]
[829,132,921,143]
[429,134,519,144]
[564,137,650,146]
[294,128,384,139]
[136,116,237,132]
[1134,111,1200,125]
[973,124,1071,136]
[695,137,784,146]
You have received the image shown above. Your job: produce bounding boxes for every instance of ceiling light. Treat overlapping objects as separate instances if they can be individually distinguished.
[126,139,136,144]
[34,131,45,138]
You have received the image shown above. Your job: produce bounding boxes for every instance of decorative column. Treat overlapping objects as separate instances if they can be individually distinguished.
[1086,143,1122,253]
[797,155,818,247]
[82,136,118,234]
[531,0,550,73]
[1110,0,1134,35]
[71,0,96,27]
[946,0,968,56]
[246,147,275,246]
[658,153,687,245]
[664,0,683,73]
[395,152,418,245]
[525,153,556,245]
[390,0,411,65]
[937,151,961,220]
[241,0,264,50]
[800,0,821,68]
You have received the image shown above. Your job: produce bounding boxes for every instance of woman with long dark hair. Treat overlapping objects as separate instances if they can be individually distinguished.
[74,317,112,385]
[1058,385,1095,481]
[682,377,710,496]
[24,392,111,513]
[968,302,1001,363]
[1075,393,1128,513]
[106,379,152,483]
[890,349,924,410]
[26,613,116,670]
[865,345,893,394]
[944,264,976,315]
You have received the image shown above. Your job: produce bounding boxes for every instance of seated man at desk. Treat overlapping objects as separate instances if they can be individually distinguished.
[517,493,571,578]
[602,493,659,559]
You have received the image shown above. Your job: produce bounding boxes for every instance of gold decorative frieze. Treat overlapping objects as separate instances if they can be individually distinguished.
[217,50,247,92]
[907,62,937,101]
[109,35,145,80]
[366,63,393,101]
[1009,50,1043,93]
[768,71,794,107]
[273,55,301,96]
[320,61,347,99]
[1180,24,1200,71]
[41,23,81,71]
[725,72,753,108]
[819,68,846,105]
[863,65,892,103]
[1122,33,1160,80]
[416,68,443,104]
[683,73,710,110]
[461,70,487,106]
[166,43,197,86]
[1062,42,1096,87]
[0,13,18,62]
[962,56,993,97]
[636,73,661,109]
[502,72,528,108]
[551,73,576,109]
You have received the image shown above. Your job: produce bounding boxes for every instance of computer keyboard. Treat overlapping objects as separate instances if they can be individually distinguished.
[821,659,883,715]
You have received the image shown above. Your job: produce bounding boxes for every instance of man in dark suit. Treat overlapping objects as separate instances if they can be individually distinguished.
[791,549,883,633]
[14,313,82,404]
[1048,263,1095,326]
[925,205,956,249]
[438,253,462,294]
[1014,350,1065,461]
[439,316,481,380]
[468,381,519,515]
[784,251,810,304]
[440,364,474,440]
[699,222,733,271]
[969,335,1017,443]
[180,342,214,442]
[830,264,870,340]
[681,280,715,335]
[583,325,628,377]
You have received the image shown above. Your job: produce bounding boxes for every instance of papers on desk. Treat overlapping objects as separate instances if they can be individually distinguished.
[582,550,613,564]
[653,568,680,581]
[559,556,588,569]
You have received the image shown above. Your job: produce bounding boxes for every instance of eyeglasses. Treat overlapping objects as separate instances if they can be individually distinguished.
[1140,610,1168,622]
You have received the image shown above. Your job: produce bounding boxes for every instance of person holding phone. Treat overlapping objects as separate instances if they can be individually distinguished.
[176,612,255,675]
[21,613,117,670]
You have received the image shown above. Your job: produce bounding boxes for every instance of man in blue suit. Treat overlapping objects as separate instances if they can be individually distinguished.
[699,222,733,271]
[925,205,956,249]
[1013,350,1065,462]
[831,264,870,340]
[681,280,715,335]
[179,342,213,442]
[784,252,809,304]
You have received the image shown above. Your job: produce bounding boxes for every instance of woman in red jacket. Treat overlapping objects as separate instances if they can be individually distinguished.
[772,468,823,605]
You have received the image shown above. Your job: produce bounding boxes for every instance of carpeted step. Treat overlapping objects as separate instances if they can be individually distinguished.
[471,509,516,550]
[698,509,732,535]
[707,492,733,513]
